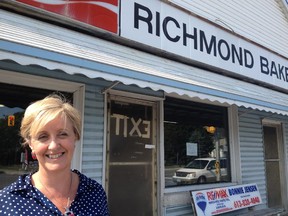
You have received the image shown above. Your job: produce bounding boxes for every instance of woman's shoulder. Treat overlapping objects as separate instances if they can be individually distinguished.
[0,174,31,197]
[72,169,106,193]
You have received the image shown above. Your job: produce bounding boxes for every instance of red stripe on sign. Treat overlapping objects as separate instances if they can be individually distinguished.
[16,0,118,33]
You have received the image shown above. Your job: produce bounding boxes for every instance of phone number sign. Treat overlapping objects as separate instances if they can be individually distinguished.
[191,183,262,215]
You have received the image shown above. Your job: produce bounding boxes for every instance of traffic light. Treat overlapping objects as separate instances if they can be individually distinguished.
[8,115,15,126]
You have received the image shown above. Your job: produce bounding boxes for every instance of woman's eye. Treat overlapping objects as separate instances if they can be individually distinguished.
[38,134,48,140]
[59,132,68,137]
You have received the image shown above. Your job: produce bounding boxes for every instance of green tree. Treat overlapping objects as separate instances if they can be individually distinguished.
[0,112,24,165]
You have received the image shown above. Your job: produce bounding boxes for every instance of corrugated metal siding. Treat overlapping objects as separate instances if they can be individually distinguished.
[168,0,288,58]
[238,109,267,208]
[284,122,288,196]
[165,205,193,216]
[238,107,288,209]
[81,84,105,182]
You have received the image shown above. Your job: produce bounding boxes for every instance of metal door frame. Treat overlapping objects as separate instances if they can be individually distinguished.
[105,92,159,216]
[262,119,288,210]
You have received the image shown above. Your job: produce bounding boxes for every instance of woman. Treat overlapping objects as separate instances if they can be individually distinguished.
[0,94,109,215]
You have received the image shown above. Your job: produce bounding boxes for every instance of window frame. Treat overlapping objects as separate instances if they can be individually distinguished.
[161,97,240,194]
[0,69,85,171]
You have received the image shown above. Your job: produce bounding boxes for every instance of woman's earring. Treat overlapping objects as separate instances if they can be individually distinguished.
[31,152,37,160]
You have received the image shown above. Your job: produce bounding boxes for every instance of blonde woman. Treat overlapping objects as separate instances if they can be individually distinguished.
[0,94,109,216]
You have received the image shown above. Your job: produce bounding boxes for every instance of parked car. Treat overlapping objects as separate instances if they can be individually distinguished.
[172,157,227,184]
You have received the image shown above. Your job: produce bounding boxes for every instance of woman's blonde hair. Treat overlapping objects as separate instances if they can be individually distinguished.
[20,94,81,146]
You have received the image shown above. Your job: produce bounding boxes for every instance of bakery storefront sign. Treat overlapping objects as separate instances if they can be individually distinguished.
[120,0,288,91]
[191,183,262,216]
[10,0,288,90]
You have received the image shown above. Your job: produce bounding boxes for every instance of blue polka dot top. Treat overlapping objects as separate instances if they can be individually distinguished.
[0,170,109,216]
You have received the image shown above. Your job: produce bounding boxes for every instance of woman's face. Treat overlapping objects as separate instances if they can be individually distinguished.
[29,116,77,172]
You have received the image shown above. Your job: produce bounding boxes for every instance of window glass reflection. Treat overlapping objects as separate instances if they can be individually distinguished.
[0,83,72,189]
[164,97,230,187]
[0,106,29,189]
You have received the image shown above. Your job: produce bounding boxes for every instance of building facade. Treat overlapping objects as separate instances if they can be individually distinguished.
[1,0,288,215]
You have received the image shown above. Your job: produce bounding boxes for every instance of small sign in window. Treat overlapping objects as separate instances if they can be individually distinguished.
[186,142,198,156]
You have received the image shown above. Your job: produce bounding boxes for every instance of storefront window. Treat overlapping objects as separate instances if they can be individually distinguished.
[164,97,230,187]
[0,83,72,189]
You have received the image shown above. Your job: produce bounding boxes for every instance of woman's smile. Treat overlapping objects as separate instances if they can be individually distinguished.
[29,116,77,172]
[46,152,65,159]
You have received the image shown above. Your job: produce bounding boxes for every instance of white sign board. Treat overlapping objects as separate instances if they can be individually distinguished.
[191,183,262,215]
[186,142,198,156]
[120,0,288,91]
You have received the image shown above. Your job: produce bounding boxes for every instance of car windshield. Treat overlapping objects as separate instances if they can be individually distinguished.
[185,159,209,169]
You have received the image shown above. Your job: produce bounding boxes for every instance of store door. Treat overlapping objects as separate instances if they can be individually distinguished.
[106,95,157,216]
[263,125,283,209]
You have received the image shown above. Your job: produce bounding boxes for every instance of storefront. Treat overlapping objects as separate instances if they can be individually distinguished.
[1,0,288,215]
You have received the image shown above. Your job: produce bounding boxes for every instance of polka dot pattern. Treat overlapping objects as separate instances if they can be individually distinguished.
[0,170,109,215]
